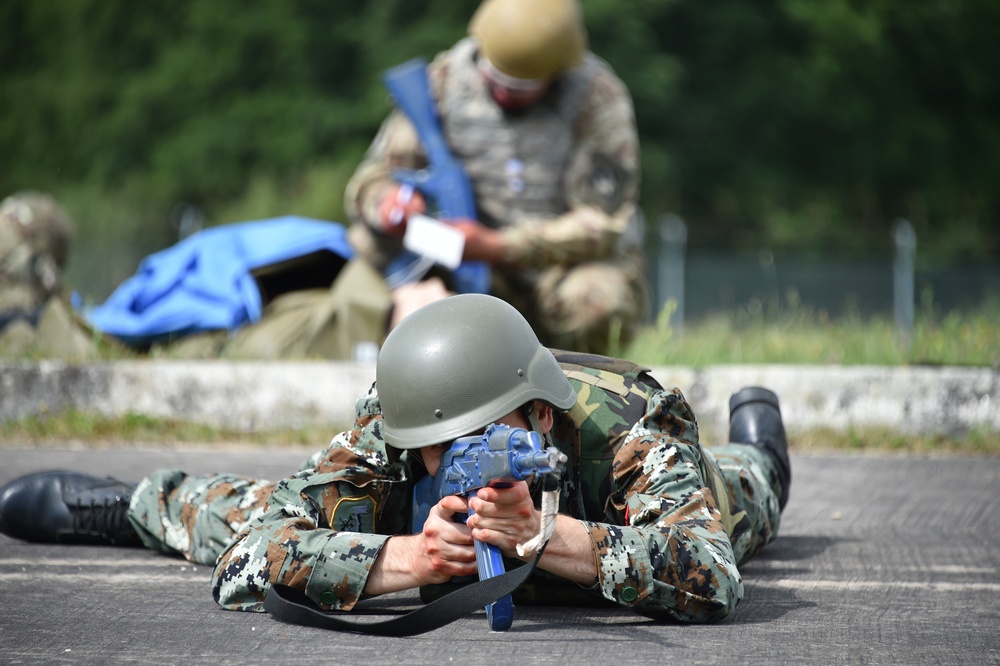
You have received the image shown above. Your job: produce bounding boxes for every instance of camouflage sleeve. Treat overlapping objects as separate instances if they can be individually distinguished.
[212,387,409,613]
[500,64,642,268]
[298,382,384,472]
[580,388,744,623]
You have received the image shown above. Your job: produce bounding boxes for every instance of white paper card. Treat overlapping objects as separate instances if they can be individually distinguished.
[403,214,466,270]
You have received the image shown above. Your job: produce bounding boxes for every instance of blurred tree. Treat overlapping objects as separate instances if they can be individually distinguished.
[640,0,1000,260]
[0,0,997,273]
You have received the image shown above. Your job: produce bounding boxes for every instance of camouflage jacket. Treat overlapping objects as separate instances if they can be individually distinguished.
[344,38,644,276]
[213,353,746,623]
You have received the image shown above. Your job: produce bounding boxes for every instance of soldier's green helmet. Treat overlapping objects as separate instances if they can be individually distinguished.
[377,294,577,450]
[469,0,587,81]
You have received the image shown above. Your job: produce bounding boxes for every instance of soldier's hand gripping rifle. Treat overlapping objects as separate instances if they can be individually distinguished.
[380,58,491,295]
[412,424,568,631]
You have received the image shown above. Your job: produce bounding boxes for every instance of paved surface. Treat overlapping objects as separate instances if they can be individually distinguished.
[0,446,998,665]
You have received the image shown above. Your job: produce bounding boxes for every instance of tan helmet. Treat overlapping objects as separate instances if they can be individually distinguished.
[469,0,587,81]
[376,294,577,450]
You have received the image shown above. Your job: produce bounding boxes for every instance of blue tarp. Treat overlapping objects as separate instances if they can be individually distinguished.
[87,216,353,346]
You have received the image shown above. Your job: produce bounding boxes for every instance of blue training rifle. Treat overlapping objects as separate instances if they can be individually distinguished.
[380,57,491,295]
[412,424,567,631]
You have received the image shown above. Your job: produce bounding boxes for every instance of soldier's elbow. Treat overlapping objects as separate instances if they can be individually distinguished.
[682,568,744,623]
[640,569,744,624]
[211,537,270,612]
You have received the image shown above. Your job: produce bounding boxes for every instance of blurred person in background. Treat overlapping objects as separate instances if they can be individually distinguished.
[0,191,94,359]
[346,0,649,354]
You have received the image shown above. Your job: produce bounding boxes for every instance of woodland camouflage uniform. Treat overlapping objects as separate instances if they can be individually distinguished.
[128,352,782,623]
[345,38,649,354]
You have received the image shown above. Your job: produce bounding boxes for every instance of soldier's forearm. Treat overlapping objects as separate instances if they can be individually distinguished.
[363,534,427,596]
[500,204,633,267]
[535,515,599,586]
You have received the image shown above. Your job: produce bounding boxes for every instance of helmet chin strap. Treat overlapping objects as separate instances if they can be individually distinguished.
[518,400,564,558]
[523,401,551,447]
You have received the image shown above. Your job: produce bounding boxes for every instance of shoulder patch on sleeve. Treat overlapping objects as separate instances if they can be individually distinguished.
[331,495,377,533]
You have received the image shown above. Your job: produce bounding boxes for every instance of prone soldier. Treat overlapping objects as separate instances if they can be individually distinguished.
[0,294,791,624]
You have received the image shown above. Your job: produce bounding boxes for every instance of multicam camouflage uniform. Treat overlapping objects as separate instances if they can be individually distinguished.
[345,38,650,354]
[0,192,73,325]
[0,191,94,358]
[128,353,782,623]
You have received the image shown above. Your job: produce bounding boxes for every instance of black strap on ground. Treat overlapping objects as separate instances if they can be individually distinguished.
[264,545,546,636]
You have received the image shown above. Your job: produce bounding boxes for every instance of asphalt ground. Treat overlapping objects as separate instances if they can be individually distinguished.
[0,446,997,666]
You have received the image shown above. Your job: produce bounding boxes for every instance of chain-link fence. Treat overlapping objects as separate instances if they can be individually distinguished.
[649,216,1000,331]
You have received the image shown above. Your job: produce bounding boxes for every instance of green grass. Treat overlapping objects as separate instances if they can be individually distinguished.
[621,296,1000,367]
[0,409,338,450]
[792,426,1000,456]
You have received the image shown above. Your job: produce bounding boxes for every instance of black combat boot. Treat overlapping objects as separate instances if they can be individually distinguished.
[728,387,791,511]
[0,471,143,546]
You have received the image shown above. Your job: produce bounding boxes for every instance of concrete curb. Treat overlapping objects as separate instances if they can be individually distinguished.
[652,365,999,439]
[1,361,997,438]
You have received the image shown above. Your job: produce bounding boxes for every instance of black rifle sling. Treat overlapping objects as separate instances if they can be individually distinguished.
[264,545,546,636]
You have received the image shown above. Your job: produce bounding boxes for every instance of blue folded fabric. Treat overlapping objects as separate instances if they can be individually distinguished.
[87,216,353,346]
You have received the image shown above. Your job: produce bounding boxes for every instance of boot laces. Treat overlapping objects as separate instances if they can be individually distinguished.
[70,491,138,545]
